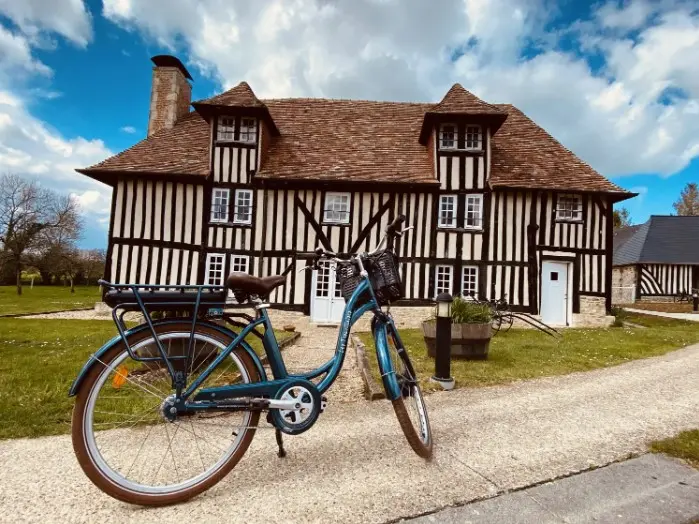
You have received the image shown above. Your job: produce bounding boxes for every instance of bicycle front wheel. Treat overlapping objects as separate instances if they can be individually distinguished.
[380,324,432,459]
[71,322,261,506]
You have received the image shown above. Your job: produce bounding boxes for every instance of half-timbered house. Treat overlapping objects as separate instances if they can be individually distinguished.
[612,216,699,303]
[78,55,634,326]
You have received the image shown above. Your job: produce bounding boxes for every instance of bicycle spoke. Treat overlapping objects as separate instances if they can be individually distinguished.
[80,329,259,497]
[125,423,155,479]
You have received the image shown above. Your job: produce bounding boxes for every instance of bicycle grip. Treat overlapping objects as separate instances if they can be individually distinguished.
[387,214,406,235]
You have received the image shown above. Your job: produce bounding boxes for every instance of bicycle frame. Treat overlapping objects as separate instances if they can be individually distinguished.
[188,275,395,407]
[69,270,403,406]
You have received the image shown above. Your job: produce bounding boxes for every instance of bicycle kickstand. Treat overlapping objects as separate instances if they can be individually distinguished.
[275,428,287,459]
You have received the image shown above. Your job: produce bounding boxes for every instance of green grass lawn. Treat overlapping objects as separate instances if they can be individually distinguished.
[358,312,699,392]
[0,318,295,439]
[0,285,101,316]
[650,429,699,468]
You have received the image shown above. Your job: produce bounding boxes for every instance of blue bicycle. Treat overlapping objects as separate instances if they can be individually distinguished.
[70,215,432,505]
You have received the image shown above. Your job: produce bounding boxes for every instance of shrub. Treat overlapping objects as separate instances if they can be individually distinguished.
[451,297,493,324]
[610,306,628,328]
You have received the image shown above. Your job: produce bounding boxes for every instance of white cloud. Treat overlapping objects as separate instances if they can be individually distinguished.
[0,91,112,189]
[120,125,137,133]
[73,189,112,216]
[101,0,699,180]
[0,24,52,78]
[0,0,112,243]
[0,0,93,47]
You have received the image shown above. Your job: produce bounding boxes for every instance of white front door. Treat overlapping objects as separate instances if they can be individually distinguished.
[311,262,344,323]
[540,260,570,326]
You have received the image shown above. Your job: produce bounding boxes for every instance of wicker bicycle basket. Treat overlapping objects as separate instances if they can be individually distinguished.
[336,251,403,305]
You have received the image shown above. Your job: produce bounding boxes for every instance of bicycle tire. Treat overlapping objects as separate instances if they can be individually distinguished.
[71,321,261,506]
[382,324,433,459]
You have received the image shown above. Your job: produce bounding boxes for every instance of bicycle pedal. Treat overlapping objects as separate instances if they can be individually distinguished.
[320,396,328,413]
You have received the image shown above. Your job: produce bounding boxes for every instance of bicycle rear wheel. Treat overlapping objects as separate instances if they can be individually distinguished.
[380,323,432,459]
[71,322,261,506]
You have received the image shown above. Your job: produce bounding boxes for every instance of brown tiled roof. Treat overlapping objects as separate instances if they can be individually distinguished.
[79,112,210,177]
[489,105,629,194]
[79,88,633,196]
[193,81,265,108]
[256,99,436,184]
[430,83,505,115]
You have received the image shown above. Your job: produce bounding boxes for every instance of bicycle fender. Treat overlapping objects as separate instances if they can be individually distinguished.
[373,319,401,401]
[68,320,267,397]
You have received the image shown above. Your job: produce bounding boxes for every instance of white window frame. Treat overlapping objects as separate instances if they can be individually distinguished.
[462,266,479,299]
[230,254,249,274]
[556,194,583,222]
[205,253,225,286]
[211,188,230,223]
[239,117,257,143]
[439,123,457,150]
[464,125,482,151]
[438,194,457,228]
[435,265,453,296]
[323,192,351,224]
[464,194,483,230]
[233,189,253,225]
[217,117,236,141]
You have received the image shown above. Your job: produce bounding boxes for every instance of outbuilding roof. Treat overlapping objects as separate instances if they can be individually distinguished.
[613,216,699,265]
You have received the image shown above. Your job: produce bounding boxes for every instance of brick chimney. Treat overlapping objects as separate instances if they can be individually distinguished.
[147,55,193,136]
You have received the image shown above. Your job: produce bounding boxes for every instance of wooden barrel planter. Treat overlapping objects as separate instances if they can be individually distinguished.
[422,321,493,360]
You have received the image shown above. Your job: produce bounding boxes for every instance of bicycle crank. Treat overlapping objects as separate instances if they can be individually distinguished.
[269,379,323,435]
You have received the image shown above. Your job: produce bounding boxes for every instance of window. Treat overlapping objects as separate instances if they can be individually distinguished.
[439,124,457,149]
[233,189,253,224]
[462,266,479,298]
[230,255,249,273]
[205,254,225,286]
[217,117,235,141]
[323,192,350,224]
[438,195,457,228]
[315,262,342,298]
[465,126,482,150]
[435,265,453,296]
[465,194,483,229]
[240,118,257,143]
[211,188,229,223]
[556,194,582,222]
[216,116,257,143]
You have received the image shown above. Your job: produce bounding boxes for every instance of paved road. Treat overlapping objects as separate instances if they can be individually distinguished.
[406,454,699,524]
[0,343,697,523]
[626,308,699,322]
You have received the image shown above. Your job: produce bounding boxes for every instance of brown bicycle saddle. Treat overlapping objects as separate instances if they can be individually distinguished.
[225,272,287,298]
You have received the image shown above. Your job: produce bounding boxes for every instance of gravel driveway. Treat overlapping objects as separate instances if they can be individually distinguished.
[0,342,697,524]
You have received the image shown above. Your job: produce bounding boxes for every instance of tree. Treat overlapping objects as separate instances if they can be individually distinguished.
[81,249,106,286]
[673,182,699,216]
[613,207,632,229]
[0,174,82,295]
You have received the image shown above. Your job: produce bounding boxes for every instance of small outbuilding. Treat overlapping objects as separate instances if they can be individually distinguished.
[612,215,699,303]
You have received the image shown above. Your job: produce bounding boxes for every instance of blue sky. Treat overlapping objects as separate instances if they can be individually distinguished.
[1,0,698,249]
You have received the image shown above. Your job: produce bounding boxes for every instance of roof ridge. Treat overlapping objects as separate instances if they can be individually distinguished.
[429,83,505,115]
[262,97,432,106]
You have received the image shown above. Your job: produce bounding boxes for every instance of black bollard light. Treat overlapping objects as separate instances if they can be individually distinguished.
[693,290,698,312]
[431,292,455,391]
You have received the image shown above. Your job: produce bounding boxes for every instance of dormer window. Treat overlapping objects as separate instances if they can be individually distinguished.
[465,126,482,150]
[216,116,257,143]
[240,117,257,143]
[438,123,483,151]
[217,117,236,141]
[439,124,457,149]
